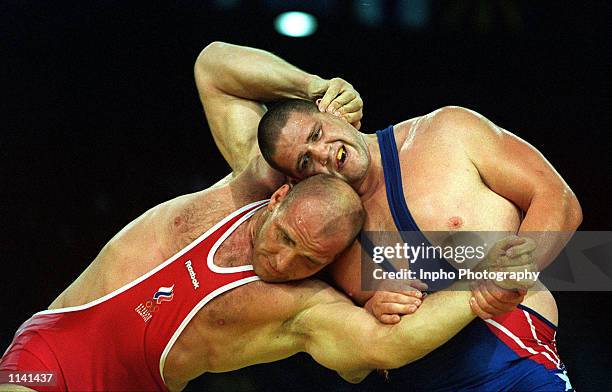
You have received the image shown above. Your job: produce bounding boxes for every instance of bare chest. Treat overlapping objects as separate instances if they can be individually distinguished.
[364,137,520,234]
[164,281,295,384]
[404,139,520,232]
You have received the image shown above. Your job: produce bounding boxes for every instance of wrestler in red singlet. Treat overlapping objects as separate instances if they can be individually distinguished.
[0,200,269,391]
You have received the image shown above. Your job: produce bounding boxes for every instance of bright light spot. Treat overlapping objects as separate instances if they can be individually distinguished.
[274,12,318,37]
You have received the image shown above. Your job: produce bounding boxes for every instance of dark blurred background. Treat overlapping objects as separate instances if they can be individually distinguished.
[2,1,610,390]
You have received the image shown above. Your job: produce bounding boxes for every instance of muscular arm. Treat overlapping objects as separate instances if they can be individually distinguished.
[289,280,474,383]
[439,106,583,270]
[194,41,322,173]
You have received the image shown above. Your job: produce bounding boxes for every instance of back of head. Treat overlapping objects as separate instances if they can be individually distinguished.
[281,174,365,247]
[258,99,318,171]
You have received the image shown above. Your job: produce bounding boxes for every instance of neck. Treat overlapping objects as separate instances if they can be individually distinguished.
[214,207,268,268]
[352,133,384,203]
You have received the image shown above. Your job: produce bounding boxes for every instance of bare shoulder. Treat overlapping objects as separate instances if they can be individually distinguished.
[156,188,236,256]
[427,106,503,138]
[231,154,287,196]
[394,106,503,155]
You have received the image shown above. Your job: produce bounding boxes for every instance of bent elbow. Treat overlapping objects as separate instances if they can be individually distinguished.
[369,350,425,371]
[563,187,583,230]
[365,338,428,370]
[569,196,583,229]
[195,41,227,75]
[338,370,370,384]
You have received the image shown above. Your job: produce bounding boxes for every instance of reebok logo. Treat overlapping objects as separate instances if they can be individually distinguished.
[185,260,200,289]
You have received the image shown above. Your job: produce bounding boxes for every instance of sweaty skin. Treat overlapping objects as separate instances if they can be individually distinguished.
[2,43,555,392]
[1,159,520,392]
[195,42,582,325]
[291,107,566,321]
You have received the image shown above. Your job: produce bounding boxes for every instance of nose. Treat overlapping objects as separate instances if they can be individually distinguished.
[275,247,304,276]
[274,251,293,274]
[307,144,331,174]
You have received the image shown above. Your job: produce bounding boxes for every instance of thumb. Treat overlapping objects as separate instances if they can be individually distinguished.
[307,77,328,99]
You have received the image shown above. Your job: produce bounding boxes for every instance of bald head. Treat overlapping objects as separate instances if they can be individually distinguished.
[280,174,365,242]
[252,174,364,282]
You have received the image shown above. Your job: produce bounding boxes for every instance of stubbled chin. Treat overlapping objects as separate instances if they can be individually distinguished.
[261,275,284,283]
[252,264,267,279]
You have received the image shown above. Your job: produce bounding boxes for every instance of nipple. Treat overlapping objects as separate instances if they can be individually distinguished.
[447,216,464,229]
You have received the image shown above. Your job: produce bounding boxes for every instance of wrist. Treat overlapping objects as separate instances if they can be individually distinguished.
[449,280,472,291]
[304,75,327,100]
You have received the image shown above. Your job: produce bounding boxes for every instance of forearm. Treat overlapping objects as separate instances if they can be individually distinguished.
[196,41,320,101]
[297,282,475,380]
[373,282,474,368]
[519,188,582,270]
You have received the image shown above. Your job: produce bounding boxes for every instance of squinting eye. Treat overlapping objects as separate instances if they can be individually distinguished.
[314,129,322,140]
[300,154,310,171]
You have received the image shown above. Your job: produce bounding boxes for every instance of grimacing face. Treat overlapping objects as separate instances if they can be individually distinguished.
[271,111,370,184]
[251,198,352,282]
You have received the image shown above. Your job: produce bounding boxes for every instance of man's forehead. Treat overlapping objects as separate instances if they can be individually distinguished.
[281,111,317,137]
[273,112,318,168]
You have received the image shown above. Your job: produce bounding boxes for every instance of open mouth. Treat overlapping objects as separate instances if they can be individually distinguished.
[336,145,348,169]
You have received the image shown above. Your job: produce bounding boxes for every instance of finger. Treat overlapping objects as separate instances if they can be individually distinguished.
[506,238,536,258]
[383,296,422,309]
[490,235,521,255]
[378,291,422,303]
[498,236,526,252]
[492,263,537,275]
[342,110,363,125]
[336,96,362,115]
[318,82,343,112]
[329,90,357,112]
[352,120,362,130]
[472,285,500,316]
[487,237,520,262]
[503,253,535,267]
[379,314,401,324]
[478,281,515,313]
[494,252,531,267]
[396,290,423,300]
[378,302,418,315]
[469,297,493,319]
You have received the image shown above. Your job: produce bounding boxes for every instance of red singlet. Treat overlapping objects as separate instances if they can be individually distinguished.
[0,200,269,391]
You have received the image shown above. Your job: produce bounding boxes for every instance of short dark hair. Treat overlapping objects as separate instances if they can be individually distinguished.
[258,99,318,171]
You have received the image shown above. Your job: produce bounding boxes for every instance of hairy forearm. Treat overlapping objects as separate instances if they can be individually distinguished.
[371,283,474,368]
[519,188,582,270]
[196,41,320,101]
[296,282,477,382]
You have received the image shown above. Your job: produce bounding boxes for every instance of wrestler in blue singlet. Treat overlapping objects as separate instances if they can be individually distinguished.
[245,127,574,392]
[372,125,573,391]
